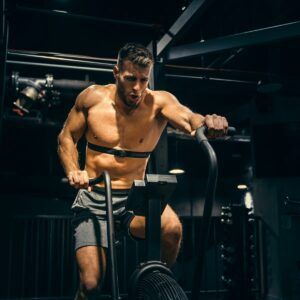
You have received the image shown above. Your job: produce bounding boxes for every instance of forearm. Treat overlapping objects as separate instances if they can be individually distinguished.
[57,136,81,175]
[160,91,227,137]
[189,113,205,131]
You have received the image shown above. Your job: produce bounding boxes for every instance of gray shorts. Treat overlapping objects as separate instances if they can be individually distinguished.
[71,187,131,250]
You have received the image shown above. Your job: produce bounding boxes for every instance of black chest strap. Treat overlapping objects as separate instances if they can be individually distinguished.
[87,142,151,158]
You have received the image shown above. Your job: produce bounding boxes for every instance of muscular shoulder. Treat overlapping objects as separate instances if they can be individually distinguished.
[151,90,178,109]
[75,84,112,111]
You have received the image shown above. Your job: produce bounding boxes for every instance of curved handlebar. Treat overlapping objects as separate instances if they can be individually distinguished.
[88,174,104,186]
[192,126,236,300]
[61,173,105,186]
[89,171,120,300]
[195,126,236,144]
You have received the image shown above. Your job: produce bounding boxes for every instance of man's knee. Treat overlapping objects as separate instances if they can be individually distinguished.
[162,219,182,246]
[80,275,102,296]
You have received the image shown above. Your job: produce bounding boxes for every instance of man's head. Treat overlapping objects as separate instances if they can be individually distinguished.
[113,43,153,108]
[117,42,153,70]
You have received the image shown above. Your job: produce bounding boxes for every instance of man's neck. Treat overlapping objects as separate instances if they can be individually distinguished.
[114,84,148,114]
[114,89,137,115]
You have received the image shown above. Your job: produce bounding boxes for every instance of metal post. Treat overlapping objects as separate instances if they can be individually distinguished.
[146,196,161,261]
[103,171,120,300]
[0,0,8,145]
[149,38,169,174]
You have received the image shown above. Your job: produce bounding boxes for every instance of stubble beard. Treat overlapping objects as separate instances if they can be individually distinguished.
[116,81,138,109]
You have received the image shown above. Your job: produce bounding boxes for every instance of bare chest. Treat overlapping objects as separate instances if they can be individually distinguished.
[86,102,165,150]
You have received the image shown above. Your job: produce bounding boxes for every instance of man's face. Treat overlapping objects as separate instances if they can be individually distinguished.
[114,60,152,108]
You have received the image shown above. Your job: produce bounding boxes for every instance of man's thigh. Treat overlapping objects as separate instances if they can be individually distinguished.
[161,204,181,227]
[129,204,181,239]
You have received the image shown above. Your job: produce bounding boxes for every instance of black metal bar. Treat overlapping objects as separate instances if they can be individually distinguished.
[0,0,8,146]
[60,218,66,296]
[149,39,169,173]
[167,21,300,61]
[7,59,113,73]
[135,238,139,266]
[165,63,274,79]
[7,219,14,298]
[122,236,127,292]
[34,218,40,297]
[0,0,4,40]
[146,196,162,261]
[8,51,115,68]
[156,0,212,58]
[47,219,54,295]
[148,40,156,90]
[207,48,244,68]
[21,219,28,297]
[30,219,34,296]
[192,127,218,300]
[9,49,117,62]
[165,73,258,87]
[41,219,46,295]
[103,171,120,300]
[16,5,156,30]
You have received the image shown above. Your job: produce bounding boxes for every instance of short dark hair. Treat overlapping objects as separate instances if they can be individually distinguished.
[117,43,153,69]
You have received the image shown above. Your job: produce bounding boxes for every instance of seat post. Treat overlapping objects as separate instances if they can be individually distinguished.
[145,195,161,261]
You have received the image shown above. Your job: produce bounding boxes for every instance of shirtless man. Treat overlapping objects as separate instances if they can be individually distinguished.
[57,43,228,299]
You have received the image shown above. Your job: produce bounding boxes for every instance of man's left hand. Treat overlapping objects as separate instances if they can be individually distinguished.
[203,114,228,138]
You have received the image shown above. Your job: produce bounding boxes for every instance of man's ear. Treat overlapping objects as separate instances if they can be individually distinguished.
[113,65,119,79]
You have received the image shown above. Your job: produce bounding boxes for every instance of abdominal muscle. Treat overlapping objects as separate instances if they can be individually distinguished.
[85,148,149,189]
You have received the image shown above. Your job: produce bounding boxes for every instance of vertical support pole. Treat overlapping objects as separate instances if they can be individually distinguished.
[0,0,8,145]
[146,196,161,261]
[148,37,169,174]
[146,37,167,260]
[104,171,120,300]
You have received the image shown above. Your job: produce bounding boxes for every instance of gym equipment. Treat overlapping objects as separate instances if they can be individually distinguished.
[88,126,236,300]
[191,126,235,300]
[89,173,188,300]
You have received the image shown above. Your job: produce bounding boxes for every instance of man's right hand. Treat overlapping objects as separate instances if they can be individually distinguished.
[67,170,91,191]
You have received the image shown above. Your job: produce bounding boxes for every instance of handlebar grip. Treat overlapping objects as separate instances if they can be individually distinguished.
[61,177,68,184]
[227,126,236,135]
[195,126,236,144]
[88,174,104,186]
[61,174,104,186]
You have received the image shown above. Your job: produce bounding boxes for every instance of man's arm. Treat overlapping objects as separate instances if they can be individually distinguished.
[57,87,91,189]
[158,91,228,137]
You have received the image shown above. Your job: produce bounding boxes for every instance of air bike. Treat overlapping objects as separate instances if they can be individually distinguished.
[87,126,235,300]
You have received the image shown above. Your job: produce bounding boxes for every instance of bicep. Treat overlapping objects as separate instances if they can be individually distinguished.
[160,95,194,133]
[58,92,87,146]
[62,106,87,143]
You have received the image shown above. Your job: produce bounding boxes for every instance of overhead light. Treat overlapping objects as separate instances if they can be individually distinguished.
[169,168,185,175]
[237,184,248,190]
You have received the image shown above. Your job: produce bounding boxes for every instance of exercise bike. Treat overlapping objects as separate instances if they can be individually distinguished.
[88,126,235,300]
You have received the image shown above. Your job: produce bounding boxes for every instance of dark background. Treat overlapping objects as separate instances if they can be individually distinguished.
[1,0,300,299]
